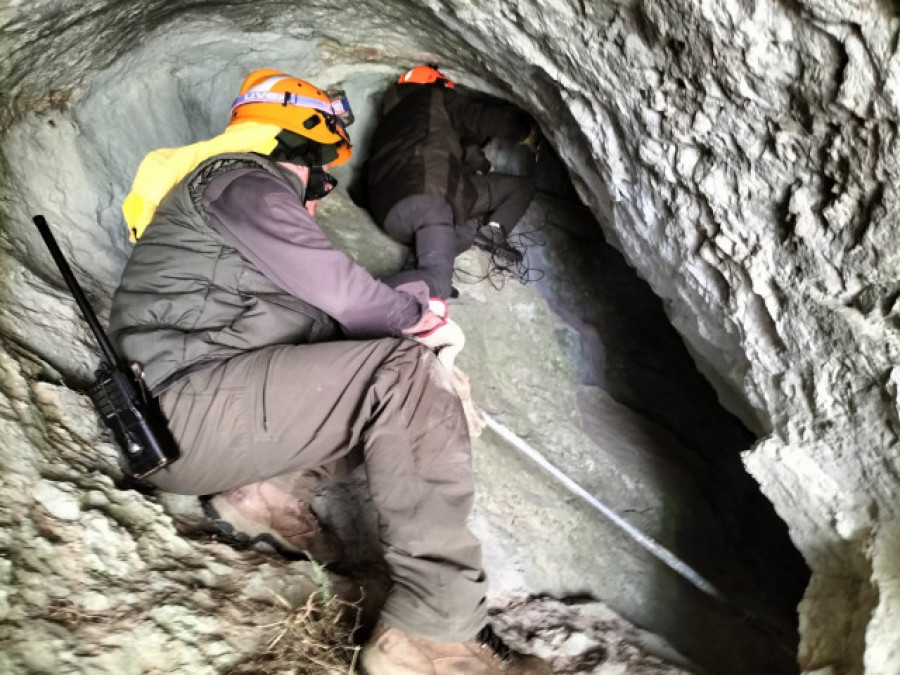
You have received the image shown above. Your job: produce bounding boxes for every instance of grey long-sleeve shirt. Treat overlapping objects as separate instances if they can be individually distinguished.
[202,166,428,338]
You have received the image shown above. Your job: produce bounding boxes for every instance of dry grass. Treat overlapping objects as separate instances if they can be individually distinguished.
[229,563,365,674]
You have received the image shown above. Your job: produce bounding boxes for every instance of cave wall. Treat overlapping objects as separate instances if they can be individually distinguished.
[1,0,899,673]
[577,3,900,671]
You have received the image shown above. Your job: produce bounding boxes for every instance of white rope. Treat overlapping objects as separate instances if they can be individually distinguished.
[481,413,728,602]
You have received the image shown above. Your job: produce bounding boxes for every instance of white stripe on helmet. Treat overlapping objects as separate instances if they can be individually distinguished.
[246,74,289,94]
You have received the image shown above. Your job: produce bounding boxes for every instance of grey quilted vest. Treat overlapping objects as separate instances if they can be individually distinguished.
[108,153,339,394]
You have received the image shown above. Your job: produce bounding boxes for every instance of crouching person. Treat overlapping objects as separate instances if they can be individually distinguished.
[108,69,551,674]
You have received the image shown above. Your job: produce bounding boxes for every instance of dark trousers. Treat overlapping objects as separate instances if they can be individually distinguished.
[382,174,534,298]
[382,195,457,298]
[468,172,535,238]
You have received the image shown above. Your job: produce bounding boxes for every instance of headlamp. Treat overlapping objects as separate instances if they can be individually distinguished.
[327,89,354,128]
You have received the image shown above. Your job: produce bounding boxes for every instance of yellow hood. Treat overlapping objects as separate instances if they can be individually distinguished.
[122,121,282,242]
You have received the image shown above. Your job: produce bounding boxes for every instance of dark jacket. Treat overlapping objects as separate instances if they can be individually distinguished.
[109,153,426,394]
[365,84,531,228]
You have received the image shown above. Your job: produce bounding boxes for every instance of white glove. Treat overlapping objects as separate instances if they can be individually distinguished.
[427,297,448,320]
[413,317,465,371]
[411,300,481,434]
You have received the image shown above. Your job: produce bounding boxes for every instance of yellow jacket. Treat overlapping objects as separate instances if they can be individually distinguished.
[122,121,282,241]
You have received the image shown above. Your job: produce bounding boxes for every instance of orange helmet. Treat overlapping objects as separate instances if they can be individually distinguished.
[229,69,353,166]
[397,65,455,89]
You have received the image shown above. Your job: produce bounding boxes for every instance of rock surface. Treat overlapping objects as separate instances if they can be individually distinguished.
[1,0,898,674]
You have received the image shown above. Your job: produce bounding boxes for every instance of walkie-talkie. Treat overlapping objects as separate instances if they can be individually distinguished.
[33,215,178,478]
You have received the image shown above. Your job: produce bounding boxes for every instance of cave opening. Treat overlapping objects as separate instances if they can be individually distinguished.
[0,13,812,675]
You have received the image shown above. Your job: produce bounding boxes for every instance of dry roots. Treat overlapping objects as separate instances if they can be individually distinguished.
[230,570,364,674]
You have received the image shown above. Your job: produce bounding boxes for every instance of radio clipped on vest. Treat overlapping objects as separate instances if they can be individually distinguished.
[32,215,179,479]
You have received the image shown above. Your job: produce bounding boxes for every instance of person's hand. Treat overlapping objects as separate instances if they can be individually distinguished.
[401,298,449,336]
[413,318,465,371]
[404,298,464,371]
[401,309,444,336]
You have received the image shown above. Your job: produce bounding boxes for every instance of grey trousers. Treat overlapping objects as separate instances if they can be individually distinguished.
[382,173,535,298]
[382,195,458,298]
[153,338,487,642]
[468,172,536,238]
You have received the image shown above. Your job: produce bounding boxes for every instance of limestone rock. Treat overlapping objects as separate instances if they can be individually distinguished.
[2,0,899,673]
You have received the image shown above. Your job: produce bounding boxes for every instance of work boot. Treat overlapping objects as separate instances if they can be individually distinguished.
[360,622,552,674]
[472,222,524,266]
[202,481,342,563]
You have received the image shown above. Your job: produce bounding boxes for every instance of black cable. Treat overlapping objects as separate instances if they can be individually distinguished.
[455,221,547,290]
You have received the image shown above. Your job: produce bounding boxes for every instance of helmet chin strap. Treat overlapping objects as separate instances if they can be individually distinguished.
[268,130,339,203]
